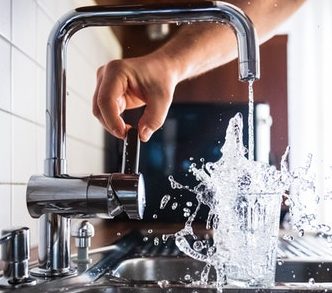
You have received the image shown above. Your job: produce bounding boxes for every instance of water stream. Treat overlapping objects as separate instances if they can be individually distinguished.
[248,80,255,161]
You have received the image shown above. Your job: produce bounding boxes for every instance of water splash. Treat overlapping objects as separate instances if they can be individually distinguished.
[168,112,329,289]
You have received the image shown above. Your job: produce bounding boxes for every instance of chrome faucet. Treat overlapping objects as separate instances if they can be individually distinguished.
[25,1,259,278]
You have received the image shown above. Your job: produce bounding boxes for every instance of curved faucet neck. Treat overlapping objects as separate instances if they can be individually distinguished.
[44,1,260,177]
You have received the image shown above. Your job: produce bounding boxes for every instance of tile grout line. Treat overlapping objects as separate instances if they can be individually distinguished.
[0,108,106,150]
[0,34,45,71]
[0,182,27,186]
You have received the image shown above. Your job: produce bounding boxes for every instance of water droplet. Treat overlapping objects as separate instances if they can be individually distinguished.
[189,157,194,161]
[153,214,158,219]
[183,207,191,213]
[193,241,204,251]
[171,202,178,210]
[184,274,192,282]
[116,232,121,236]
[308,278,315,285]
[168,176,183,190]
[248,279,257,286]
[292,274,296,279]
[147,229,153,234]
[162,234,172,242]
[160,194,171,209]
[157,280,170,288]
[143,236,149,242]
[186,201,193,207]
[154,237,159,246]
[207,246,216,256]
[298,229,304,237]
[283,234,294,241]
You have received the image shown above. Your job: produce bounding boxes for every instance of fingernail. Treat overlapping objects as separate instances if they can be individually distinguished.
[140,127,153,142]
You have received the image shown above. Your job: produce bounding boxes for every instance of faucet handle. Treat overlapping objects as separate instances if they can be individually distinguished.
[121,127,140,174]
[110,128,146,220]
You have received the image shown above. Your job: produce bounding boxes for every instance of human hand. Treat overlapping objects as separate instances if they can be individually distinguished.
[93,52,178,142]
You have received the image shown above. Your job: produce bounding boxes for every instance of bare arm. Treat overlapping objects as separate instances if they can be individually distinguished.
[157,0,305,81]
[93,0,305,141]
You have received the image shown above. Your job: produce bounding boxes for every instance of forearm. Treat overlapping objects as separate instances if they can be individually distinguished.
[151,0,305,82]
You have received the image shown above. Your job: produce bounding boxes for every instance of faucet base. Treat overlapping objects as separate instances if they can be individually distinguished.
[30,267,76,278]
[0,276,36,289]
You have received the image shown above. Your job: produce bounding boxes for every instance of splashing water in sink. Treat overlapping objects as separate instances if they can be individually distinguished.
[157,85,332,290]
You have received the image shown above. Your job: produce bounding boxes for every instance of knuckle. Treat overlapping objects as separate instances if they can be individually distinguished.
[96,96,106,109]
[105,59,123,74]
[146,118,164,131]
[96,65,104,77]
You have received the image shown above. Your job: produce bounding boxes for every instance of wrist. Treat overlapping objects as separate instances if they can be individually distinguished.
[148,47,188,84]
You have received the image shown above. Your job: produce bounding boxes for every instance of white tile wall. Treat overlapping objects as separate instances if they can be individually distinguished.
[36,68,46,125]
[0,186,11,229]
[0,38,11,112]
[12,0,37,59]
[36,6,53,67]
[0,0,11,40]
[67,138,104,175]
[0,0,121,245]
[67,41,100,102]
[11,116,38,183]
[0,111,11,183]
[11,48,38,121]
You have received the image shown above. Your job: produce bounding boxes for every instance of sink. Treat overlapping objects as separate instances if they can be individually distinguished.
[113,256,332,284]
[3,231,332,293]
[64,231,332,292]
[113,256,211,283]
[105,231,332,292]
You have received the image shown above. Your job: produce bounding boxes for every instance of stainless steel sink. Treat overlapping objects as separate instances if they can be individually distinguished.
[67,231,332,292]
[3,231,332,292]
[106,231,332,292]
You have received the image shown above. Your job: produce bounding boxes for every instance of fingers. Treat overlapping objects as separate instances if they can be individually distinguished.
[138,93,172,142]
[99,77,127,138]
[93,59,174,142]
[93,63,127,139]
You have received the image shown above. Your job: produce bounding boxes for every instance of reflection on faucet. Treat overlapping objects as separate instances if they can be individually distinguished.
[26,1,259,278]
